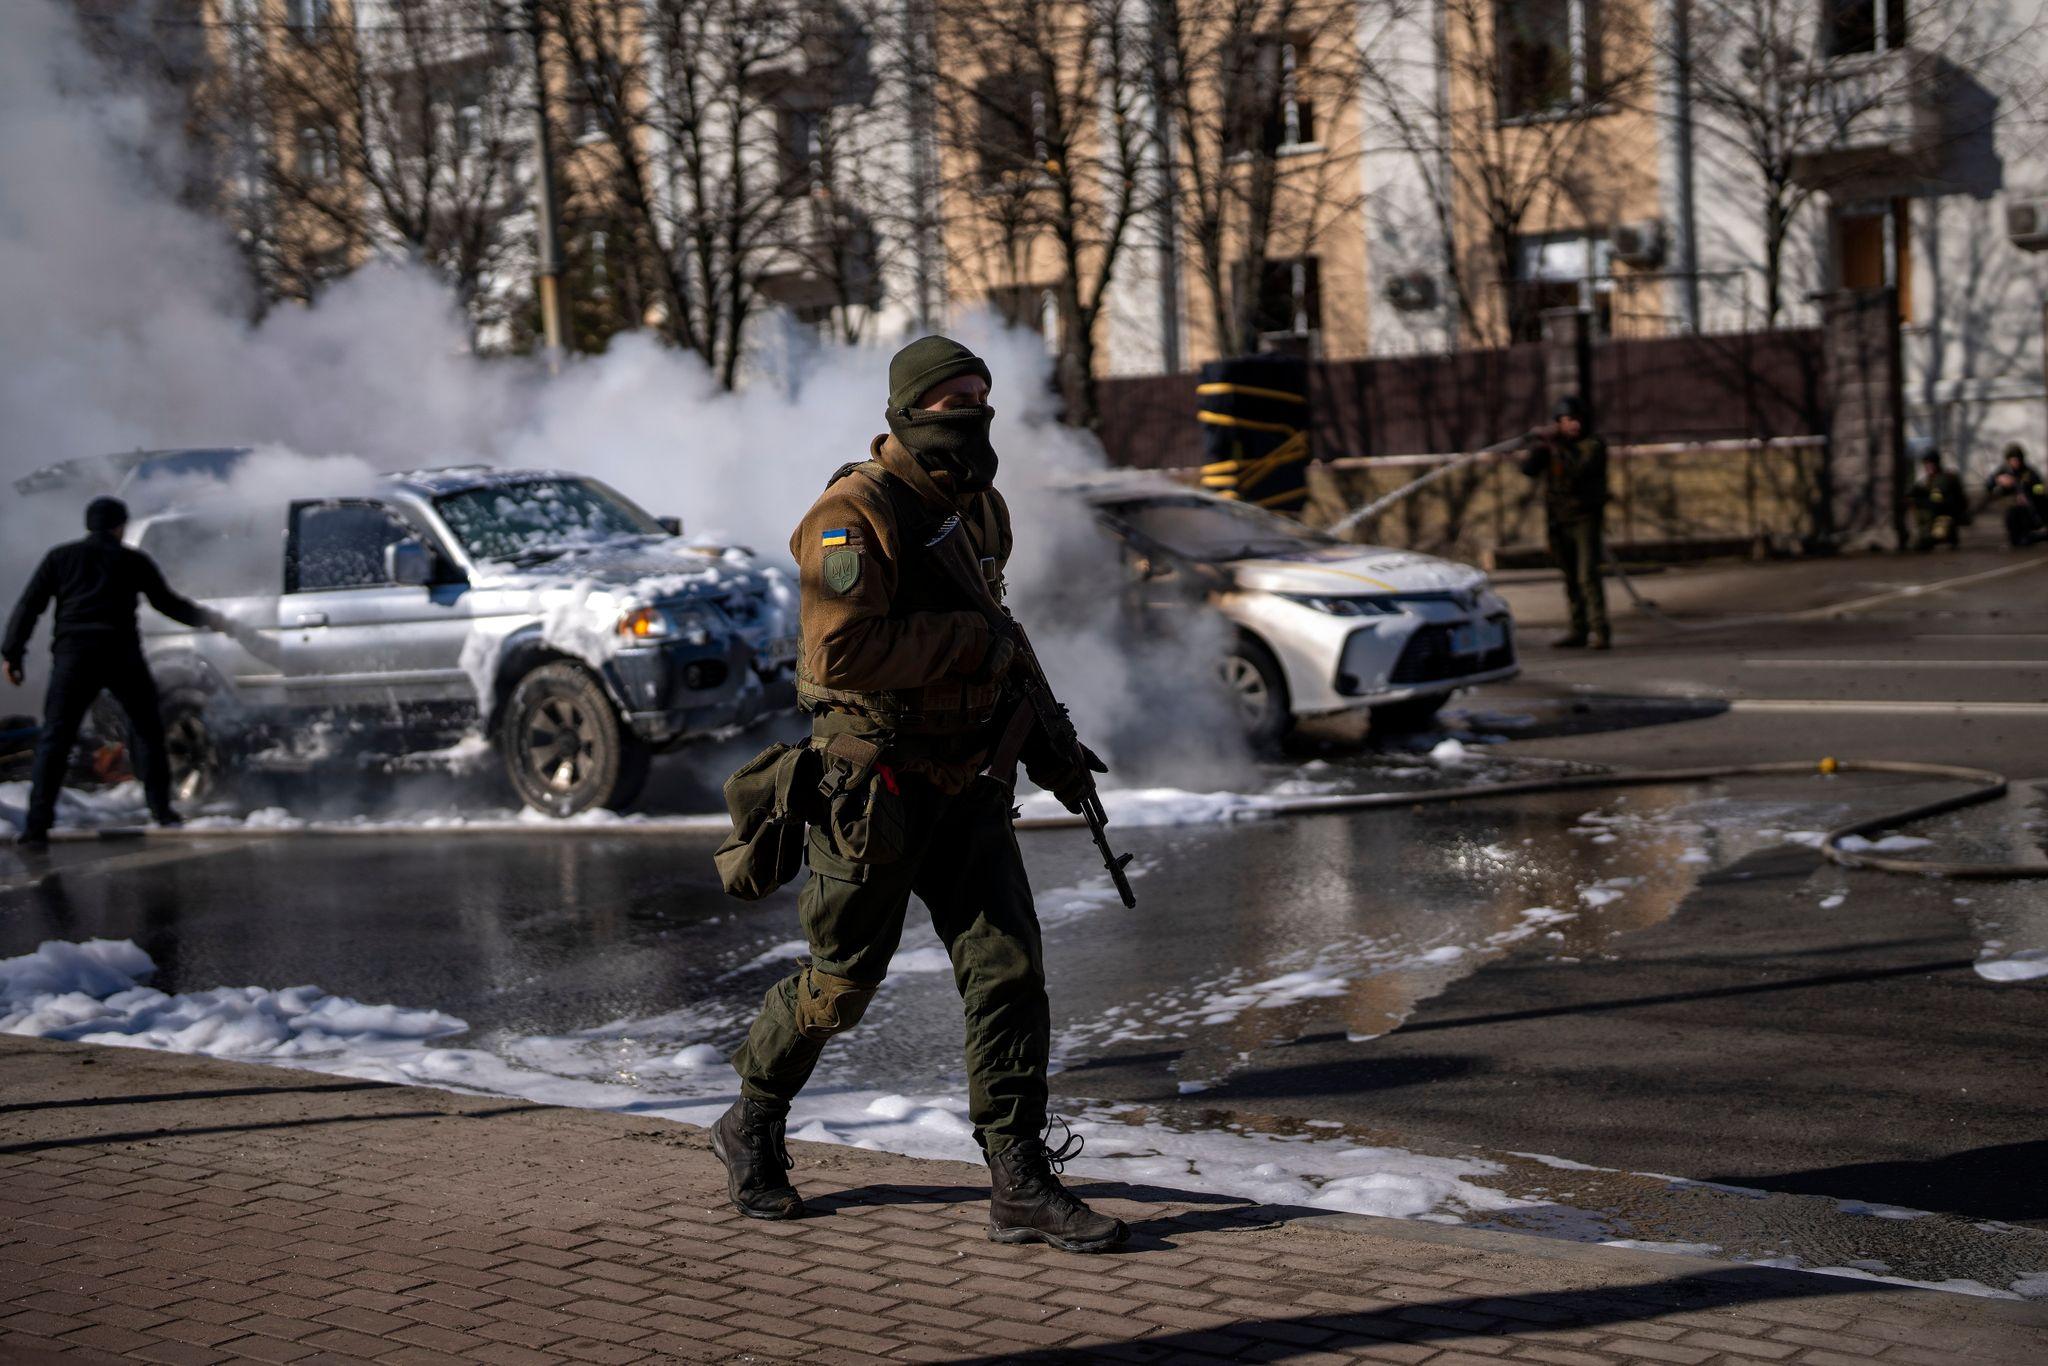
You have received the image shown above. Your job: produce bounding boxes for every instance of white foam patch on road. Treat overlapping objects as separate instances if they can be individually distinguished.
[8,936,2041,1297]
[1974,951,2048,983]
[0,939,464,1057]
[0,780,148,832]
[0,937,1540,1226]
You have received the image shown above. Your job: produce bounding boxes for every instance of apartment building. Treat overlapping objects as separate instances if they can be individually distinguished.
[102,0,2046,464]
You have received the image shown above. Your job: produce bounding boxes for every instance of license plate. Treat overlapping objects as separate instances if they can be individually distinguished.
[1450,620,1504,656]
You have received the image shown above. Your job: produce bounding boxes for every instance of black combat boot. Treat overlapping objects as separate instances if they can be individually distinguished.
[710,1098,803,1220]
[986,1127,1128,1254]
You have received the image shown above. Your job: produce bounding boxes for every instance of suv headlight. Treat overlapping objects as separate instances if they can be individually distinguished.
[618,604,715,646]
[1283,593,1401,617]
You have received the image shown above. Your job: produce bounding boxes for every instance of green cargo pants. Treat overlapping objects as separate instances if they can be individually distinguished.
[1547,514,1609,640]
[730,774,1049,1154]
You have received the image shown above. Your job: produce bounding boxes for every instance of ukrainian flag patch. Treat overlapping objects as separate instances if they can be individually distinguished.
[821,528,850,547]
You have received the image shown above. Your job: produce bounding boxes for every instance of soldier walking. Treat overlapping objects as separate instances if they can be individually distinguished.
[1520,395,1611,649]
[3,497,227,848]
[713,336,1126,1253]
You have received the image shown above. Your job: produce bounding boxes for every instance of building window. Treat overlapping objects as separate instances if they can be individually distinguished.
[989,284,1061,355]
[288,0,330,41]
[1511,230,1613,338]
[1225,34,1318,156]
[1823,0,1907,57]
[776,105,825,195]
[1834,199,1912,321]
[1496,0,1602,118]
[976,71,1048,185]
[1244,257,1322,342]
[296,122,341,183]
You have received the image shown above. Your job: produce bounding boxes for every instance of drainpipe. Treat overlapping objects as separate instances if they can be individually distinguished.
[906,0,939,332]
[1149,0,1182,372]
[1665,0,1701,332]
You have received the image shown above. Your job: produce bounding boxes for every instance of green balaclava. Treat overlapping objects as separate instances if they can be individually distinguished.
[885,335,999,494]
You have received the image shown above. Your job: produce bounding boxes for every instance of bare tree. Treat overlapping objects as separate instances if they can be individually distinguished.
[750,0,919,346]
[1355,0,1655,347]
[1147,0,1363,357]
[217,0,531,338]
[930,0,1154,427]
[1681,0,2013,326]
[547,0,817,385]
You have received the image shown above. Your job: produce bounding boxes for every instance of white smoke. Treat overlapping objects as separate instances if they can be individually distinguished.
[0,0,1249,794]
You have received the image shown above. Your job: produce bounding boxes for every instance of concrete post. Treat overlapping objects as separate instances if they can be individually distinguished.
[1820,288,1906,549]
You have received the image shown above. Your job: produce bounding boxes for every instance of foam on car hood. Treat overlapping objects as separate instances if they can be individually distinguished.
[1226,545,1488,597]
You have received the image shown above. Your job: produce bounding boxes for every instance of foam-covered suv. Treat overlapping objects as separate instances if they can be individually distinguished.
[26,451,797,816]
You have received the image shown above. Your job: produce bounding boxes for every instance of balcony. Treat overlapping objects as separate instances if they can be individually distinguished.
[1788,47,1947,186]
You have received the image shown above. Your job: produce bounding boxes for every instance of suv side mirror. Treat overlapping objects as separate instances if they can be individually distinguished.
[386,539,433,586]
[657,516,683,537]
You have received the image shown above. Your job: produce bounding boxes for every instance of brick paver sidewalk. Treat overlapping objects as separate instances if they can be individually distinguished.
[1,1036,2042,1364]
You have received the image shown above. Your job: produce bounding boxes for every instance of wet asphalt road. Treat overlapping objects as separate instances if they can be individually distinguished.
[3,546,2046,1287]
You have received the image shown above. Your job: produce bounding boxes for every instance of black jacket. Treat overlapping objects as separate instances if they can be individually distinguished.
[3,532,212,665]
[1520,434,1609,522]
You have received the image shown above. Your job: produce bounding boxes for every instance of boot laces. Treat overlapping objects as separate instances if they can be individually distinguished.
[1011,1116,1086,1211]
[743,1104,795,1171]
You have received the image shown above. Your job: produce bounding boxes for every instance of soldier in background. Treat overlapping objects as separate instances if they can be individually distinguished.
[1520,395,1611,650]
[1909,450,1967,552]
[3,496,228,848]
[1983,443,2048,548]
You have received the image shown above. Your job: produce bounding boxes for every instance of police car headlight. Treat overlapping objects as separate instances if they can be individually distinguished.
[1284,593,1400,616]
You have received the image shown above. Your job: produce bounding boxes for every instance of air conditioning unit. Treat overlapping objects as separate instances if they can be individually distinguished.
[2009,199,2048,251]
[1257,329,1319,358]
[1610,219,1667,268]
[1383,271,1438,312]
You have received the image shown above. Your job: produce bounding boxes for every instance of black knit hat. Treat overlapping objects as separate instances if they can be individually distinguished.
[1552,394,1587,422]
[85,496,129,533]
[888,335,991,410]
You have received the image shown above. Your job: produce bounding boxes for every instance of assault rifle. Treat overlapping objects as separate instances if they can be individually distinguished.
[925,514,1137,908]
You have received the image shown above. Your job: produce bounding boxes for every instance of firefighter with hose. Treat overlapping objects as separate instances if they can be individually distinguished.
[1519,395,1611,650]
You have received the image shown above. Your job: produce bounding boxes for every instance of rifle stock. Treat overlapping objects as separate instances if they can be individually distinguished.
[926,516,1137,908]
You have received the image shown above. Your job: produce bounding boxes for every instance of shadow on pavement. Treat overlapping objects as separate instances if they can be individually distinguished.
[0,1079,393,1116]
[0,1101,543,1155]
[1709,1140,2048,1224]
[1382,957,1980,1037]
[940,1264,1897,1363]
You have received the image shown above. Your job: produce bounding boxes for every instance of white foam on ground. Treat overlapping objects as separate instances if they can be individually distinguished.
[5,936,2037,1297]
[1974,952,2048,983]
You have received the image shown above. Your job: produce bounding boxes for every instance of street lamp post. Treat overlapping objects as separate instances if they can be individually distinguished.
[525,0,566,370]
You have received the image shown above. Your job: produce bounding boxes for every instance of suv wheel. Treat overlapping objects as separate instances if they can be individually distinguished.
[1220,636,1291,748]
[499,661,651,817]
[90,689,225,804]
[161,691,226,804]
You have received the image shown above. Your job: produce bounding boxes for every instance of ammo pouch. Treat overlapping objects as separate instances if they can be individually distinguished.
[814,731,908,871]
[713,742,823,900]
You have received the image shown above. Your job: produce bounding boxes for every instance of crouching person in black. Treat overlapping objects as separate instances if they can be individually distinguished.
[1985,443,2048,548]
[3,497,228,848]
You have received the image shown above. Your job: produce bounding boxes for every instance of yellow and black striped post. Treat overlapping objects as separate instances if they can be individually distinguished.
[1194,357,1312,512]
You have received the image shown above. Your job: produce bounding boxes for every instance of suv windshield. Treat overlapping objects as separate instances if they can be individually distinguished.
[435,478,661,562]
[1105,495,1334,562]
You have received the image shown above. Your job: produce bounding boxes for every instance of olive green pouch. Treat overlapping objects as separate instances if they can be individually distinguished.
[815,732,908,871]
[713,742,823,900]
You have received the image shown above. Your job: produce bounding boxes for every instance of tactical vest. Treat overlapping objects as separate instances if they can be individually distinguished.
[794,460,1009,736]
